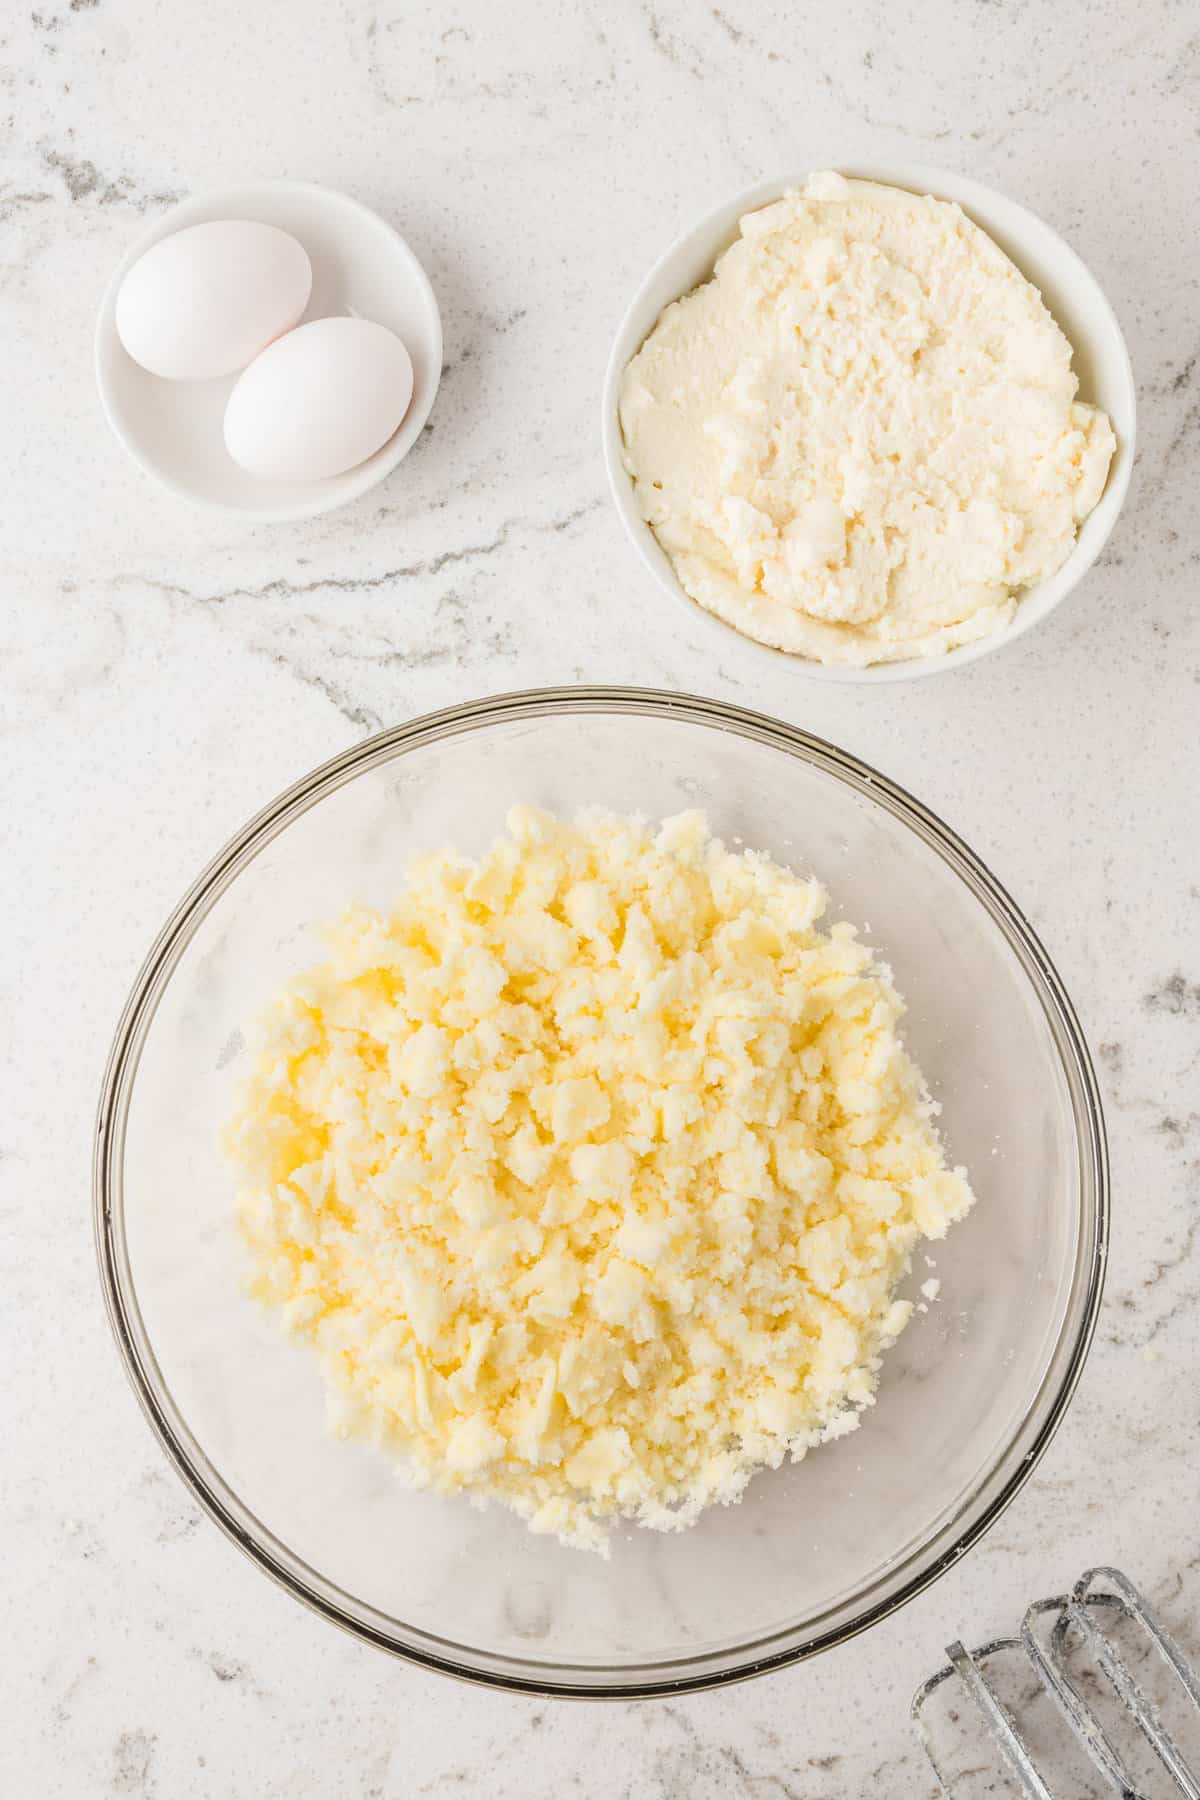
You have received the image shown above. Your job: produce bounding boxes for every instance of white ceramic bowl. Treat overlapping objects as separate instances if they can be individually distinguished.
[602,163,1136,684]
[95,180,442,523]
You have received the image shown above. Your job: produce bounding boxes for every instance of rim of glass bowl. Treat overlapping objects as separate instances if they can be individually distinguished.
[94,687,1108,1699]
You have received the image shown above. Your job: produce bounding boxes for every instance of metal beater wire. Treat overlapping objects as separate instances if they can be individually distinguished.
[912,1637,1056,1799]
[914,1570,1200,1798]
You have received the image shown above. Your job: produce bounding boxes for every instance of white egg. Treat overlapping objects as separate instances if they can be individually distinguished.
[223,317,415,483]
[115,220,312,381]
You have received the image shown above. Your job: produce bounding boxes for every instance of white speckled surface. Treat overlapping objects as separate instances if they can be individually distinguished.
[3,1,1199,1794]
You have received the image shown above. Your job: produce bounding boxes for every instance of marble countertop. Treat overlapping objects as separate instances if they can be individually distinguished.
[4,0,1199,1793]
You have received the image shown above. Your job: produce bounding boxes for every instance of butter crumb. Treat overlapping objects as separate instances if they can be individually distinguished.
[227,808,975,1552]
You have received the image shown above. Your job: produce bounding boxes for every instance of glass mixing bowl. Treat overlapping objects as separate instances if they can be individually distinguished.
[94,689,1107,1696]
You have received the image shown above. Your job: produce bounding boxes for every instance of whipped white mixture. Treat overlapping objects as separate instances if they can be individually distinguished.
[620,171,1116,666]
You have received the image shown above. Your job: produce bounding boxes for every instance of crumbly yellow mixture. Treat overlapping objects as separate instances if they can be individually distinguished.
[227,807,974,1552]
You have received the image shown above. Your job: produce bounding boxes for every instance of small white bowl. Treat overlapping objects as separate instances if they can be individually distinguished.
[602,164,1136,683]
[95,180,442,523]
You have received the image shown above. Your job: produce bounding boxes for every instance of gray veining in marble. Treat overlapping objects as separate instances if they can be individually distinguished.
[3,0,1199,1794]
